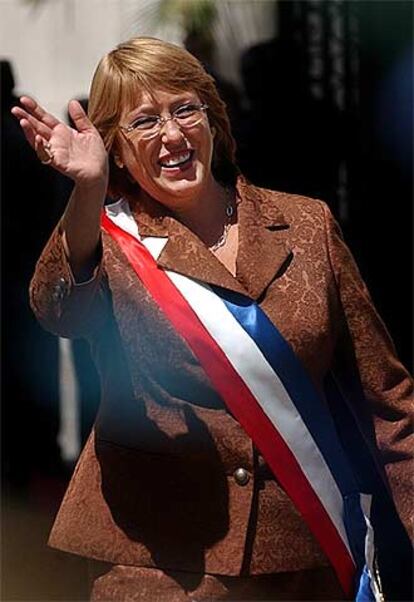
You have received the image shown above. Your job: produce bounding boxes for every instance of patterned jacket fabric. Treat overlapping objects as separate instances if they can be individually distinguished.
[29,177,413,596]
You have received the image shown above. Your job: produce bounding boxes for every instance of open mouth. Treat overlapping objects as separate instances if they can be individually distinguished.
[158,149,194,169]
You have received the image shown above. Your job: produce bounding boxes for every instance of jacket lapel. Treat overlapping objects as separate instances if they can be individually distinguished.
[235,178,292,300]
[129,177,292,300]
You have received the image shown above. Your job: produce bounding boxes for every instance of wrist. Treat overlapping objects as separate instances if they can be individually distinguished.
[75,174,108,195]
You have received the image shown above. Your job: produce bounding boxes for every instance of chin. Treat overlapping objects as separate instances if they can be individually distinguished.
[162,179,199,197]
[154,169,206,202]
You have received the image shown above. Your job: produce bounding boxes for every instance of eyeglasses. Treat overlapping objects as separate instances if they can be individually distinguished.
[119,103,208,140]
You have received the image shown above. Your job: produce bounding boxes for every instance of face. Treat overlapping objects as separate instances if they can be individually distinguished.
[115,89,215,212]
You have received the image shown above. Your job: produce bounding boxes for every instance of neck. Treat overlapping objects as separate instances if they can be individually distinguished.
[174,179,234,247]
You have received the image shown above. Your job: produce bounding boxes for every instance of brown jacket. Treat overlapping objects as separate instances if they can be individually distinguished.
[30,178,412,583]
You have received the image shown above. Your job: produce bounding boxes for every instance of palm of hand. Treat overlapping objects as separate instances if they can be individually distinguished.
[49,122,107,184]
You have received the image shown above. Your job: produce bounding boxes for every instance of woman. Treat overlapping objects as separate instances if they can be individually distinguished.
[12,37,412,601]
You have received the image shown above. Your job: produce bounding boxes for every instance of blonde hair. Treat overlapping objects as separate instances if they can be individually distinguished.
[88,37,238,197]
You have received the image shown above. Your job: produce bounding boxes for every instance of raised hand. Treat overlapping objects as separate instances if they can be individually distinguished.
[11,96,109,188]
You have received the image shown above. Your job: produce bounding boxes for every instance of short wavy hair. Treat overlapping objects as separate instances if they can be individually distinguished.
[88,37,238,198]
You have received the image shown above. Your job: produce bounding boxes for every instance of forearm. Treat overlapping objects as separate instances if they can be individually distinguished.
[61,177,107,282]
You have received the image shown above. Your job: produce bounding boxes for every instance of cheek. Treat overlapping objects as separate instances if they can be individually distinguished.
[198,129,214,163]
[125,142,159,182]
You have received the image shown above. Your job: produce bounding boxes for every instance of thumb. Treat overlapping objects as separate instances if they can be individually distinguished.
[68,99,94,133]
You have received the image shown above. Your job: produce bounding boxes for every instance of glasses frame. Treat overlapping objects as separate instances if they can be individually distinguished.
[119,103,209,140]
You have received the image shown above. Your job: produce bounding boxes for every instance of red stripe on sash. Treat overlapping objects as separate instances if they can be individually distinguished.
[102,213,356,597]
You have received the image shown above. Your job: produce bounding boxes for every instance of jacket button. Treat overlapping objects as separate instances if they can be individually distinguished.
[233,468,250,486]
[53,277,69,301]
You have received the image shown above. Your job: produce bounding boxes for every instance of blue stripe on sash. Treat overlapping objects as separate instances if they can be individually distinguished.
[213,287,368,573]
[356,567,376,601]
[324,373,413,600]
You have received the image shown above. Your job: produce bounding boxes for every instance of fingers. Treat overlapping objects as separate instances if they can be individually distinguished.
[11,96,62,147]
[10,99,55,164]
[11,105,52,142]
[15,117,37,148]
[68,99,95,133]
[19,96,60,129]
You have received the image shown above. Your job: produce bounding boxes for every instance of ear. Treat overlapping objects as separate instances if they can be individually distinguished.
[211,126,216,138]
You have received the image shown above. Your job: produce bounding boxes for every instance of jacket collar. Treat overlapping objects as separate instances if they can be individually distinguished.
[128,176,292,300]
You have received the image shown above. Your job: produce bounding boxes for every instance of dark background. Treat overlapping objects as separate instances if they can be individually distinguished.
[235,0,413,370]
[1,1,412,599]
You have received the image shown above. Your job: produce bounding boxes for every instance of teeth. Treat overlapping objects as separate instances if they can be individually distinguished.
[160,151,191,168]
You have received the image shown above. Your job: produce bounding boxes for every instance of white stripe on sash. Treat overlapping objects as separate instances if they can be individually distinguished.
[166,269,353,558]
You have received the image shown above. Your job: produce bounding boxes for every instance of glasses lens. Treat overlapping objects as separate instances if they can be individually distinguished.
[126,105,206,139]
[139,127,161,140]
[175,105,205,128]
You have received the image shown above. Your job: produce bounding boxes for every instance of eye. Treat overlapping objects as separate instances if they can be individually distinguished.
[174,103,199,118]
[130,115,159,130]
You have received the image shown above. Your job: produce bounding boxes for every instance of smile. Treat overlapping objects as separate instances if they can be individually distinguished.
[158,150,194,169]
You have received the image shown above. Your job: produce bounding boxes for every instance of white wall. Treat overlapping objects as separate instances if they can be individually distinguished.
[1,0,276,121]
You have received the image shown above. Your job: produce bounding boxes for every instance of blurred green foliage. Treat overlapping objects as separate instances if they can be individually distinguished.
[158,0,217,36]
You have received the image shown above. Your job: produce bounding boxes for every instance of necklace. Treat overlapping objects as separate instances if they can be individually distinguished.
[209,191,235,252]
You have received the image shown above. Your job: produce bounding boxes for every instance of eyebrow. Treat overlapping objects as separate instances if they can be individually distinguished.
[127,95,199,119]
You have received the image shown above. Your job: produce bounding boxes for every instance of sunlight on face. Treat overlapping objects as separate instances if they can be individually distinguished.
[116,89,215,212]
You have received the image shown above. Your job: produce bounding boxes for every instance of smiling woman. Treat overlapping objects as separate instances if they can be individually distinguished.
[114,89,216,214]
[88,38,237,196]
[11,36,413,602]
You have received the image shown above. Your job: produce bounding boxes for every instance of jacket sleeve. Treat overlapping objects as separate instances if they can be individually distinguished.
[29,222,110,339]
[322,202,413,540]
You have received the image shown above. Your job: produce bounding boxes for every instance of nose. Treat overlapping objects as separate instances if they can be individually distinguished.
[160,117,185,143]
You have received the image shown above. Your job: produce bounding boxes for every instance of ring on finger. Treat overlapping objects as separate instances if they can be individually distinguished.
[38,147,54,165]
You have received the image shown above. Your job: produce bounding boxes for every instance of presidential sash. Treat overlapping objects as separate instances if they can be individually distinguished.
[101,202,403,601]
